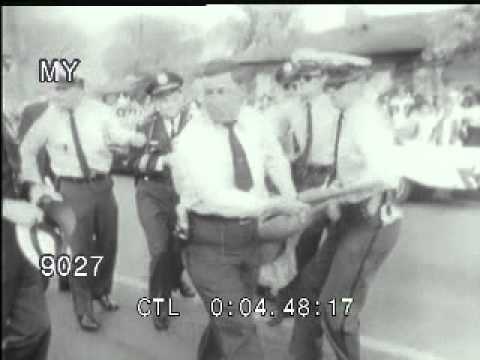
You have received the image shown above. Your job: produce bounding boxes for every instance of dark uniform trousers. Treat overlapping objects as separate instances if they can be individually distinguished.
[2,128,51,360]
[185,214,264,360]
[464,125,480,146]
[135,178,183,299]
[129,109,190,302]
[58,176,118,317]
[274,166,332,313]
[290,199,402,360]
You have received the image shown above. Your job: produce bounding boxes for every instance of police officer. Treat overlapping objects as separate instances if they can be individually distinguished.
[266,54,340,326]
[20,73,146,331]
[289,55,402,360]
[171,60,307,360]
[127,71,196,331]
[2,54,56,360]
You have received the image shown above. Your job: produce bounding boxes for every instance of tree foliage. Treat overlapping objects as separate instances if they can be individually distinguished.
[237,5,304,58]
[3,7,88,115]
[423,5,480,64]
[102,16,204,80]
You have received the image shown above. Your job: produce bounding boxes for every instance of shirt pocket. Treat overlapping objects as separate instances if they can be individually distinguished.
[50,133,73,154]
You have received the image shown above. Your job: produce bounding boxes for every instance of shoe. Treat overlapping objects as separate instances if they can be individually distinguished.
[77,314,101,332]
[153,313,170,332]
[179,280,196,298]
[58,277,70,292]
[95,295,119,312]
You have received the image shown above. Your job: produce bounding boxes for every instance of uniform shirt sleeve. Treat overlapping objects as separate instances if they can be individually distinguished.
[102,104,142,147]
[260,118,297,197]
[352,102,401,189]
[19,109,51,184]
[172,119,269,218]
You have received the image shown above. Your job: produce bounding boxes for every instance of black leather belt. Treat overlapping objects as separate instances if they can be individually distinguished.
[139,173,171,183]
[306,164,333,173]
[340,191,393,224]
[190,213,254,226]
[188,213,258,248]
[58,173,108,184]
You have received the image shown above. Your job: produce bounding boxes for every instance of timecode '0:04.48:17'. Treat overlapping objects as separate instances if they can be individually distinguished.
[39,254,104,278]
[209,297,354,318]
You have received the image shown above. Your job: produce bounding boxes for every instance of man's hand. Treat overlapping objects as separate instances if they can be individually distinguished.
[3,199,44,227]
[325,202,341,222]
[138,154,149,172]
[30,182,63,206]
[130,132,147,148]
[162,153,174,168]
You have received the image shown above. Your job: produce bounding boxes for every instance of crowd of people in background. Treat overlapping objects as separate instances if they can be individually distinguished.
[379,82,480,146]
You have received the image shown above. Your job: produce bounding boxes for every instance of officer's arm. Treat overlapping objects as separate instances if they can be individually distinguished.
[355,106,400,189]
[19,113,49,184]
[262,121,297,198]
[103,106,146,147]
[130,148,168,175]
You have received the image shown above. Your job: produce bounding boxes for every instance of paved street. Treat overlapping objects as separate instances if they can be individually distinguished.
[48,176,480,360]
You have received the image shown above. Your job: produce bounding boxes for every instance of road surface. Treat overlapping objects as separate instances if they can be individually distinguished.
[47,176,480,360]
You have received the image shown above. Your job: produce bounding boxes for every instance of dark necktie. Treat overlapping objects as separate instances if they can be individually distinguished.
[169,118,175,138]
[328,110,345,185]
[226,123,253,191]
[68,109,91,179]
[292,101,313,184]
[292,133,301,155]
[299,101,313,163]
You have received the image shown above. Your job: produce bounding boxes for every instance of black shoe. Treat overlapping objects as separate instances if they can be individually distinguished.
[95,295,119,312]
[77,314,101,332]
[153,313,170,332]
[179,280,196,298]
[58,277,70,292]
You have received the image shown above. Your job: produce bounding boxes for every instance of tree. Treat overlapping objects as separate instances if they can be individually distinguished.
[422,5,480,64]
[2,7,88,131]
[237,5,304,58]
[200,15,250,60]
[201,5,303,62]
[102,15,204,80]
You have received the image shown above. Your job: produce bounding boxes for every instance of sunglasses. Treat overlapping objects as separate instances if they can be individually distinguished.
[283,82,298,91]
[257,94,275,102]
[204,88,225,96]
[282,75,314,90]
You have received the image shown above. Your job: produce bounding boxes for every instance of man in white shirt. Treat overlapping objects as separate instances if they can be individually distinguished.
[171,61,308,360]
[20,75,146,332]
[266,60,342,327]
[290,59,402,360]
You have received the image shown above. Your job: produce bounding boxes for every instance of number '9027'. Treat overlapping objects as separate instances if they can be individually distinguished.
[39,255,104,278]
